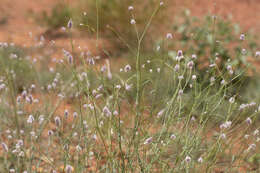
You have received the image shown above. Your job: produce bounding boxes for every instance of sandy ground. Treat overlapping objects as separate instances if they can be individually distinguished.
[0,0,259,46]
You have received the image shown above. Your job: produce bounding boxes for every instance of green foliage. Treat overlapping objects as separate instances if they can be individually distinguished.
[40,3,73,30]
[170,10,258,76]
[0,46,36,91]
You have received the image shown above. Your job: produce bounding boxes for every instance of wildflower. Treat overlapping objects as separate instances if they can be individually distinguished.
[198,157,203,163]
[191,116,196,121]
[16,96,22,103]
[86,58,95,65]
[9,169,15,173]
[128,6,134,11]
[249,102,256,106]
[191,54,197,59]
[157,109,165,118]
[30,131,36,137]
[170,134,176,140]
[178,89,183,96]
[103,106,112,117]
[27,115,34,124]
[156,45,160,51]
[67,19,73,29]
[240,34,245,41]
[130,19,136,25]
[192,75,197,80]
[76,145,82,152]
[63,49,73,65]
[54,116,61,127]
[185,156,191,163]
[253,129,259,136]
[166,33,173,39]
[209,63,216,68]
[38,115,45,124]
[64,109,69,119]
[1,142,8,152]
[113,110,119,116]
[65,165,73,173]
[160,1,164,6]
[73,112,78,119]
[149,69,153,73]
[144,137,153,145]
[229,69,234,75]
[178,75,184,80]
[125,83,132,91]
[244,134,249,139]
[220,121,232,129]
[246,117,252,125]
[187,61,194,69]
[210,77,215,84]
[115,85,121,89]
[242,48,247,55]
[247,143,256,152]
[157,68,161,73]
[48,130,54,136]
[220,133,226,139]
[229,97,235,104]
[18,151,24,157]
[124,64,131,72]
[174,64,180,72]
[176,50,184,61]
[227,65,232,71]
[256,51,260,57]
[100,65,107,73]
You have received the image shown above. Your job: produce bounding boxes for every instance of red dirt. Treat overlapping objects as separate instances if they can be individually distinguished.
[0,0,259,50]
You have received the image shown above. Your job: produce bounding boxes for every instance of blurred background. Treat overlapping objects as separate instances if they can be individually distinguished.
[0,0,259,52]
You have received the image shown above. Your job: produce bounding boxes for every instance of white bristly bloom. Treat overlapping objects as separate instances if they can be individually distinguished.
[65,165,73,173]
[240,34,245,41]
[198,157,203,163]
[185,156,191,163]
[130,19,136,25]
[67,19,73,29]
[229,97,235,104]
[124,64,131,72]
[176,50,184,61]
[157,109,165,118]
[256,51,260,57]
[144,137,153,145]
[128,6,134,11]
[27,115,34,124]
[187,61,194,69]
[166,33,173,39]
[170,134,176,140]
[246,117,252,125]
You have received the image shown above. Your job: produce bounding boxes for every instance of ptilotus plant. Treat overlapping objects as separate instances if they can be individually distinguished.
[0,1,260,173]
